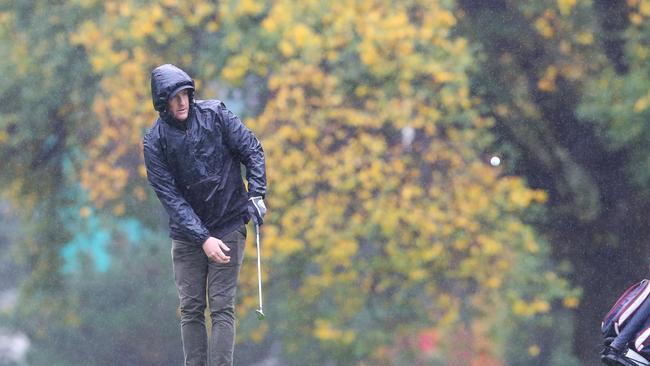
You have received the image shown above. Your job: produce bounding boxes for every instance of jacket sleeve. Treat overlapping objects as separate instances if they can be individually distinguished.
[218,102,267,198]
[143,132,211,245]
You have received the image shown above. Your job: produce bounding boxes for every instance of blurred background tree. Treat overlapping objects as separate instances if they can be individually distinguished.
[1,0,649,365]
[214,1,576,364]
[69,0,575,364]
[457,0,650,362]
[0,1,100,358]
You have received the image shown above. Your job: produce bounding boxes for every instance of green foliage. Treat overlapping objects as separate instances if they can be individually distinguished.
[16,229,182,366]
[457,0,650,363]
[0,0,98,303]
[579,8,650,195]
[0,1,97,197]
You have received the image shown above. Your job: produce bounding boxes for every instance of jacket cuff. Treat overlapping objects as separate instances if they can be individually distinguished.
[248,191,265,199]
[196,231,211,246]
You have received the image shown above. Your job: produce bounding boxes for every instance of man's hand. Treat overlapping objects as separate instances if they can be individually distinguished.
[248,196,267,225]
[202,236,230,263]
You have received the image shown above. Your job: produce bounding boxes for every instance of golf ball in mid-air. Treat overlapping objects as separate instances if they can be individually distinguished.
[490,156,501,166]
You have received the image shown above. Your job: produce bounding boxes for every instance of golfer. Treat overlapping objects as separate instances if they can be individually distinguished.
[143,64,267,366]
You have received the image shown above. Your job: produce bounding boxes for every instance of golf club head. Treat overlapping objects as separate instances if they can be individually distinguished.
[256,309,265,320]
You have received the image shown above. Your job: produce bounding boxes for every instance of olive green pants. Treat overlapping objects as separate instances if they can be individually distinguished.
[171,225,246,366]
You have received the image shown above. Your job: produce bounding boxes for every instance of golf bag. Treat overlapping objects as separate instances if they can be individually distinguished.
[602,279,650,365]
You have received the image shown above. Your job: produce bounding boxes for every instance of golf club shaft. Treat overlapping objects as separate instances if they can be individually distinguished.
[256,223,263,311]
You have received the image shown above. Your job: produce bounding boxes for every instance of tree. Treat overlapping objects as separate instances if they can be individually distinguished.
[2,0,579,364]
[456,0,650,363]
[208,1,576,363]
[19,222,183,366]
[0,0,99,344]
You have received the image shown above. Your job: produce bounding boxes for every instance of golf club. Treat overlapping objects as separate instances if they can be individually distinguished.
[255,222,265,320]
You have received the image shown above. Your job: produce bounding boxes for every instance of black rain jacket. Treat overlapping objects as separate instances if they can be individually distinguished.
[143,64,266,244]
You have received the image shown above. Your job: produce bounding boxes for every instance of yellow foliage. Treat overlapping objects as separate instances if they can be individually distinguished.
[68,0,575,356]
[557,0,577,16]
[249,322,268,343]
[575,31,593,45]
[538,65,558,92]
[313,319,355,344]
[640,0,650,16]
[513,298,551,317]
[222,54,251,84]
[634,95,650,112]
[563,296,580,309]
[535,16,555,39]
[234,0,264,17]
[528,345,541,357]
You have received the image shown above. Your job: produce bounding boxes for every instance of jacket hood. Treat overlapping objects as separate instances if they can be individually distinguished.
[151,64,195,113]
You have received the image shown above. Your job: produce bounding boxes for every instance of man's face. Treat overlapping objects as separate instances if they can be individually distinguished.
[168,89,189,122]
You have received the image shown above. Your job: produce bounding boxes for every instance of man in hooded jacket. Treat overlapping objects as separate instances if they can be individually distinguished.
[143,64,267,366]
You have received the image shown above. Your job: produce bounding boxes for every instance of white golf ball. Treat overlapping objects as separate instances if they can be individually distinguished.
[490,156,501,166]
